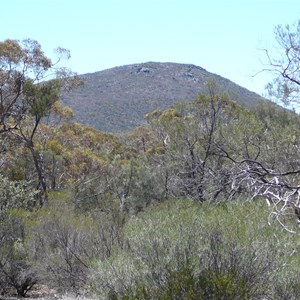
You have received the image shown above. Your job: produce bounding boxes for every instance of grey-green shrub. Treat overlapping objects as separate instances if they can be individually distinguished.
[26,192,124,294]
[89,199,300,299]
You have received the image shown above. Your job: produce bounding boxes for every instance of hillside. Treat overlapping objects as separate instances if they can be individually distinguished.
[61,62,265,132]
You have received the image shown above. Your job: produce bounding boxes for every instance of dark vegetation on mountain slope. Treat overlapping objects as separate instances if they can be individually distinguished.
[61,62,265,132]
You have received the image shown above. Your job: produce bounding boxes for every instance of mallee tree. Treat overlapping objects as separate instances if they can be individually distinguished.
[0,39,79,204]
[264,20,300,106]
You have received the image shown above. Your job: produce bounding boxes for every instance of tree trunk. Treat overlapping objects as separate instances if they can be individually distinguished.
[27,141,48,206]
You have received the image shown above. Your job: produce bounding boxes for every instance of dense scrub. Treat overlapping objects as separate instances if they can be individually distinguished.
[2,93,300,297]
[2,196,300,299]
[1,38,300,298]
[88,199,300,299]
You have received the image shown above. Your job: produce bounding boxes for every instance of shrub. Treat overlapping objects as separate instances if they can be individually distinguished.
[0,209,37,297]
[89,199,300,299]
[27,192,124,294]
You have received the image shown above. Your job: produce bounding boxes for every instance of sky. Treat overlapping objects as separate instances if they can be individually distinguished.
[1,0,300,97]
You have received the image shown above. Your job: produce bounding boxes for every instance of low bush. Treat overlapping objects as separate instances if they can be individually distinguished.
[26,192,124,295]
[89,199,300,299]
[0,209,37,297]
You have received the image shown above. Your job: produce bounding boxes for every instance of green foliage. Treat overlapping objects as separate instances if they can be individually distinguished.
[104,155,164,213]
[264,20,300,106]
[146,93,252,201]
[24,79,60,119]
[90,199,300,299]
[0,174,36,212]
[26,191,124,294]
[0,38,80,205]
[0,209,37,297]
[0,38,71,135]
[1,41,300,299]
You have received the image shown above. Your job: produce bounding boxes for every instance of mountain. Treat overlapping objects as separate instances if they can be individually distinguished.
[61,62,265,132]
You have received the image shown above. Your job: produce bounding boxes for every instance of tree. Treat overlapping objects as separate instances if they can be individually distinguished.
[0,39,79,205]
[246,20,300,228]
[145,84,300,228]
[146,83,248,203]
[263,20,300,106]
[218,101,300,232]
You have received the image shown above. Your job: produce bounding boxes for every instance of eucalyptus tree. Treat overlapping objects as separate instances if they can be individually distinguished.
[263,20,300,107]
[0,39,79,204]
[146,84,247,203]
[146,83,300,229]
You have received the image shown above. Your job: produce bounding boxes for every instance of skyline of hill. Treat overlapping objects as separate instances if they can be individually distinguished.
[61,62,266,132]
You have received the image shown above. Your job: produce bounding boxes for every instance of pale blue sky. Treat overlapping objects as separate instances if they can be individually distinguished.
[1,0,299,96]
